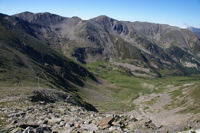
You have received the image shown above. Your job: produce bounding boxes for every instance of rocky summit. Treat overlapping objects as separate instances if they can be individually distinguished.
[0,12,200,133]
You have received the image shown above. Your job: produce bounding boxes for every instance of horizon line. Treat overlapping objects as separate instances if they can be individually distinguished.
[2,11,200,29]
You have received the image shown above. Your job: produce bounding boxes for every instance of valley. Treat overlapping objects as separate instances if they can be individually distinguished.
[0,12,200,132]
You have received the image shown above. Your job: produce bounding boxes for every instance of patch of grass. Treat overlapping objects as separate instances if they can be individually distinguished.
[191,84,200,103]
[170,89,183,100]
[0,112,8,127]
[143,96,159,106]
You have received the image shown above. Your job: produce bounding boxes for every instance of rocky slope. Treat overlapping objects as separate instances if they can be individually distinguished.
[1,87,199,133]
[14,12,200,77]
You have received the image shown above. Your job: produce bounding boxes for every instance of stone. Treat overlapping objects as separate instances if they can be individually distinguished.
[65,123,70,128]
[144,120,160,130]
[109,126,122,132]
[59,121,66,127]
[98,116,114,129]
[130,117,138,122]
[11,128,24,133]
[48,117,62,124]
[8,112,26,118]
[22,127,35,133]
[74,122,81,128]
[12,120,18,124]
[82,123,98,131]
[70,123,74,127]
[126,121,138,130]
[43,120,48,124]
[36,127,51,133]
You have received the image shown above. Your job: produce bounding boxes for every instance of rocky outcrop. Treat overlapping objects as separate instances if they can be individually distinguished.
[30,89,67,103]
[29,88,97,112]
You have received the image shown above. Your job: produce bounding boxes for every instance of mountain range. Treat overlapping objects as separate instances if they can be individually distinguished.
[12,11,200,77]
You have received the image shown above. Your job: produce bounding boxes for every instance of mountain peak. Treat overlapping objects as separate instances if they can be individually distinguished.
[14,12,66,26]
[15,11,34,16]
[71,16,82,21]
[91,15,114,21]
[96,15,110,19]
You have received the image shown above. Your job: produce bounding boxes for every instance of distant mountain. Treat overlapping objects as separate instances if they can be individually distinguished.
[187,27,200,39]
[12,12,200,77]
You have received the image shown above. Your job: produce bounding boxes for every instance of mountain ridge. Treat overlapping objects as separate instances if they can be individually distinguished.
[12,11,200,77]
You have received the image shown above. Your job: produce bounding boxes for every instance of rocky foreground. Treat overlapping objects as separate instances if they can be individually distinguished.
[0,89,200,133]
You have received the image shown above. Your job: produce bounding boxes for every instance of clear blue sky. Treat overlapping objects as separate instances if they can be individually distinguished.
[0,0,200,28]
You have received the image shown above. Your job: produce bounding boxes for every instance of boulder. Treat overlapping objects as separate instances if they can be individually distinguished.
[36,127,51,133]
[98,116,115,129]
[144,120,162,130]
[22,127,35,133]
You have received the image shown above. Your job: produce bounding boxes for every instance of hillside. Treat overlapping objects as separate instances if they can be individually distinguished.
[0,13,98,111]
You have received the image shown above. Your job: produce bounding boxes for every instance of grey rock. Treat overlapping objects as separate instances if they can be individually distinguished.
[11,128,24,133]
[109,126,122,132]
[43,120,48,124]
[36,127,51,133]
[98,116,115,129]
[12,120,18,124]
[144,120,162,130]
[22,127,34,133]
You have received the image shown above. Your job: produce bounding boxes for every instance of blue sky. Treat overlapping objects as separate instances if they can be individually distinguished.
[0,0,200,28]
